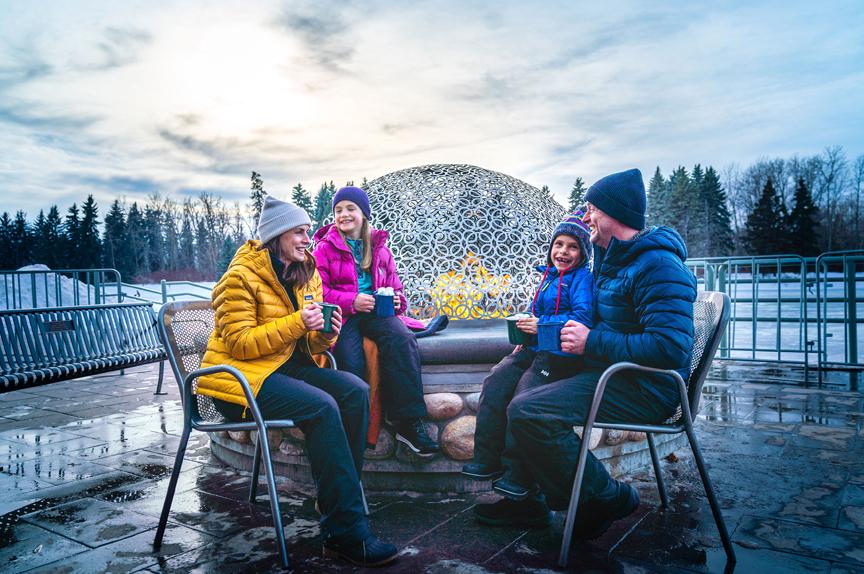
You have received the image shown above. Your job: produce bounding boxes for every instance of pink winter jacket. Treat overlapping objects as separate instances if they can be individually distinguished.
[312,223,425,330]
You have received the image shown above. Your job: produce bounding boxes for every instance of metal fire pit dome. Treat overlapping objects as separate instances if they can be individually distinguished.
[364,164,567,319]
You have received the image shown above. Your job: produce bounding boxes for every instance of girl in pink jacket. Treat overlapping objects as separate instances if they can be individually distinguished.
[312,186,439,456]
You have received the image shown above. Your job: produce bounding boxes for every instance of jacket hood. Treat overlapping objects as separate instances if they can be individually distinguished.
[603,226,689,266]
[313,222,389,252]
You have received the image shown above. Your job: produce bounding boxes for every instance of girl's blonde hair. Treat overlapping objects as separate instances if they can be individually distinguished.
[338,217,373,272]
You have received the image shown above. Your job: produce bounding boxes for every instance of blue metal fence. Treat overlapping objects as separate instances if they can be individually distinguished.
[0,268,123,310]
[2,255,861,377]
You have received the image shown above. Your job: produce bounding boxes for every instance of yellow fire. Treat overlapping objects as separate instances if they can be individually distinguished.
[430,251,513,319]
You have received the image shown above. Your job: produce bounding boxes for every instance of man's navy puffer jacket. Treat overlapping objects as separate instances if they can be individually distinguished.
[584,226,697,409]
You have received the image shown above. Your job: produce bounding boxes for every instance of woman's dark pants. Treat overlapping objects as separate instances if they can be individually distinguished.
[214,356,371,543]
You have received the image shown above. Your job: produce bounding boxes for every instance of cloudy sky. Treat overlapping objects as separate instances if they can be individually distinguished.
[1,0,862,216]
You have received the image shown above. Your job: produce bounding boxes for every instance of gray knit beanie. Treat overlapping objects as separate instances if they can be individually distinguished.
[256,196,312,244]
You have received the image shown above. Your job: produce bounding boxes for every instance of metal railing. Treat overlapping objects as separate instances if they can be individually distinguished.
[119,280,212,305]
[0,268,123,310]
[814,251,864,383]
[2,253,861,378]
[687,253,863,376]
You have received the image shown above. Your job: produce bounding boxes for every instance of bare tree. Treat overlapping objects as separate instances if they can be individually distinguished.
[813,146,848,251]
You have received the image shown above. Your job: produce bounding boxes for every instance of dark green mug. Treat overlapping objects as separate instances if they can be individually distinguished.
[506,314,535,345]
[318,303,340,333]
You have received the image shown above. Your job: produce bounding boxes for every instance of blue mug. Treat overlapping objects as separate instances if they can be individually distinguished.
[537,321,565,352]
[374,293,395,317]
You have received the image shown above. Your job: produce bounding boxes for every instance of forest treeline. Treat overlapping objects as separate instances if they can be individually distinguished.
[1,147,862,281]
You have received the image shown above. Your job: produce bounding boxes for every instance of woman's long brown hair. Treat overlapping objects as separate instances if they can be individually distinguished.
[263,235,316,288]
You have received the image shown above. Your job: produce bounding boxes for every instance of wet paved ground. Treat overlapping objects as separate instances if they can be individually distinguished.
[1,362,862,573]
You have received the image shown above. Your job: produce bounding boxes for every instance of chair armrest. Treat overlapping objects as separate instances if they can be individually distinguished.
[319,350,338,370]
[585,362,690,429]
[184,365,270,426]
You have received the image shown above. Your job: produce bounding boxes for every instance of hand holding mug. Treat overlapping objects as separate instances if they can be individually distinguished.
[560,320,589,355]
[516,316,539,335]
[353,293,375,313]
[327,305,343,336]
[301,303,324,331]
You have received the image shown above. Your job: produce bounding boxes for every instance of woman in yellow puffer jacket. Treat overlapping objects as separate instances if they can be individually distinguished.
[199,196,398,567]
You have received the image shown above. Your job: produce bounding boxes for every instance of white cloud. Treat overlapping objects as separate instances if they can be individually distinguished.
[0,0,861,216]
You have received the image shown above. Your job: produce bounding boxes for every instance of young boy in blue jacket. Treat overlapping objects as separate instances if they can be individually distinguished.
[462,210,595,505]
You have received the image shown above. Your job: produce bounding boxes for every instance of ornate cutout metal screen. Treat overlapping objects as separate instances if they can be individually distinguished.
[361,164,567,319]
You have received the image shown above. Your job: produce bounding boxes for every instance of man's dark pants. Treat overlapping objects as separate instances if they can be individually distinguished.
[214,355,371,543]
[506,370,678,510]
[334,314,427,421]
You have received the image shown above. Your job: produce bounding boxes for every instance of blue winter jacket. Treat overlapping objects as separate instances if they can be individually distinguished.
[584,226,697,408]
[529,264,594,356]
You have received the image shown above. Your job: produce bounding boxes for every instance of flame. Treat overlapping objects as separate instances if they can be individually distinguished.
[430,251,513,318]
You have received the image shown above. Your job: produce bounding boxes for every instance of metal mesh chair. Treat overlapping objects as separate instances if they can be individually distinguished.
[559,291,734,567]
[153,300,337,569]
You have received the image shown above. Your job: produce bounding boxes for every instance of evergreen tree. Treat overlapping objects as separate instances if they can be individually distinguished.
[178,200,196,270]
[646,167,669,226]
[291,182,313,214]
[11,211,32,269]
[313,182,334,232]
[0,212,12,270]
[667,166,696,242]
[43,206,63,269]
[787,177,820,256]
[78,195,102,269]
[32,209,65,269]
[745,178,786,255]
[249,171,267,231]
[103,200,136,280]
[568,177,587,211]
[144,203,164,273]
[63,203,81,268]
[162,198,180,271]
[31,210,49,267]
[699,167,734,256]
[125,202,146,279]
[540,185,551,198]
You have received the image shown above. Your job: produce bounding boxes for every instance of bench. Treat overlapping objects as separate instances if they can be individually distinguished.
[0,302,166,393]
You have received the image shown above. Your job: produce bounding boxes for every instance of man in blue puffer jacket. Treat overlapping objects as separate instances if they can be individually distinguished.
[473,168,697,540]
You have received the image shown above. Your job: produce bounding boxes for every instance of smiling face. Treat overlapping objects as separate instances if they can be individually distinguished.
[334,200,364,239]
[277,225,311,263]
[583,203,613,248]
[550,234,582,272]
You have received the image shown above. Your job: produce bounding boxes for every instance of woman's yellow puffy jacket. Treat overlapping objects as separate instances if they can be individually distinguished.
[197,240,336,407]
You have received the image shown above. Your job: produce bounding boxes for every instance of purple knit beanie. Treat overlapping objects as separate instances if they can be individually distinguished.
[332,186,372,220]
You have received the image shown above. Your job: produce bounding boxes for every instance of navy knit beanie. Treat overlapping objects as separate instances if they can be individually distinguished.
[584,168,646,230]
[332,186,372,220]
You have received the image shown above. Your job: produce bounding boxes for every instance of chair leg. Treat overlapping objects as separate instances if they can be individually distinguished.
[260,437,290,569]
[154,360,167,395]
[154,426,191,549]
[685,426,737,564]
[360,481,370,515]
[646,433,669,508]
[249,434,262,502]
[558,430,595,568]
[153,360,166,395]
